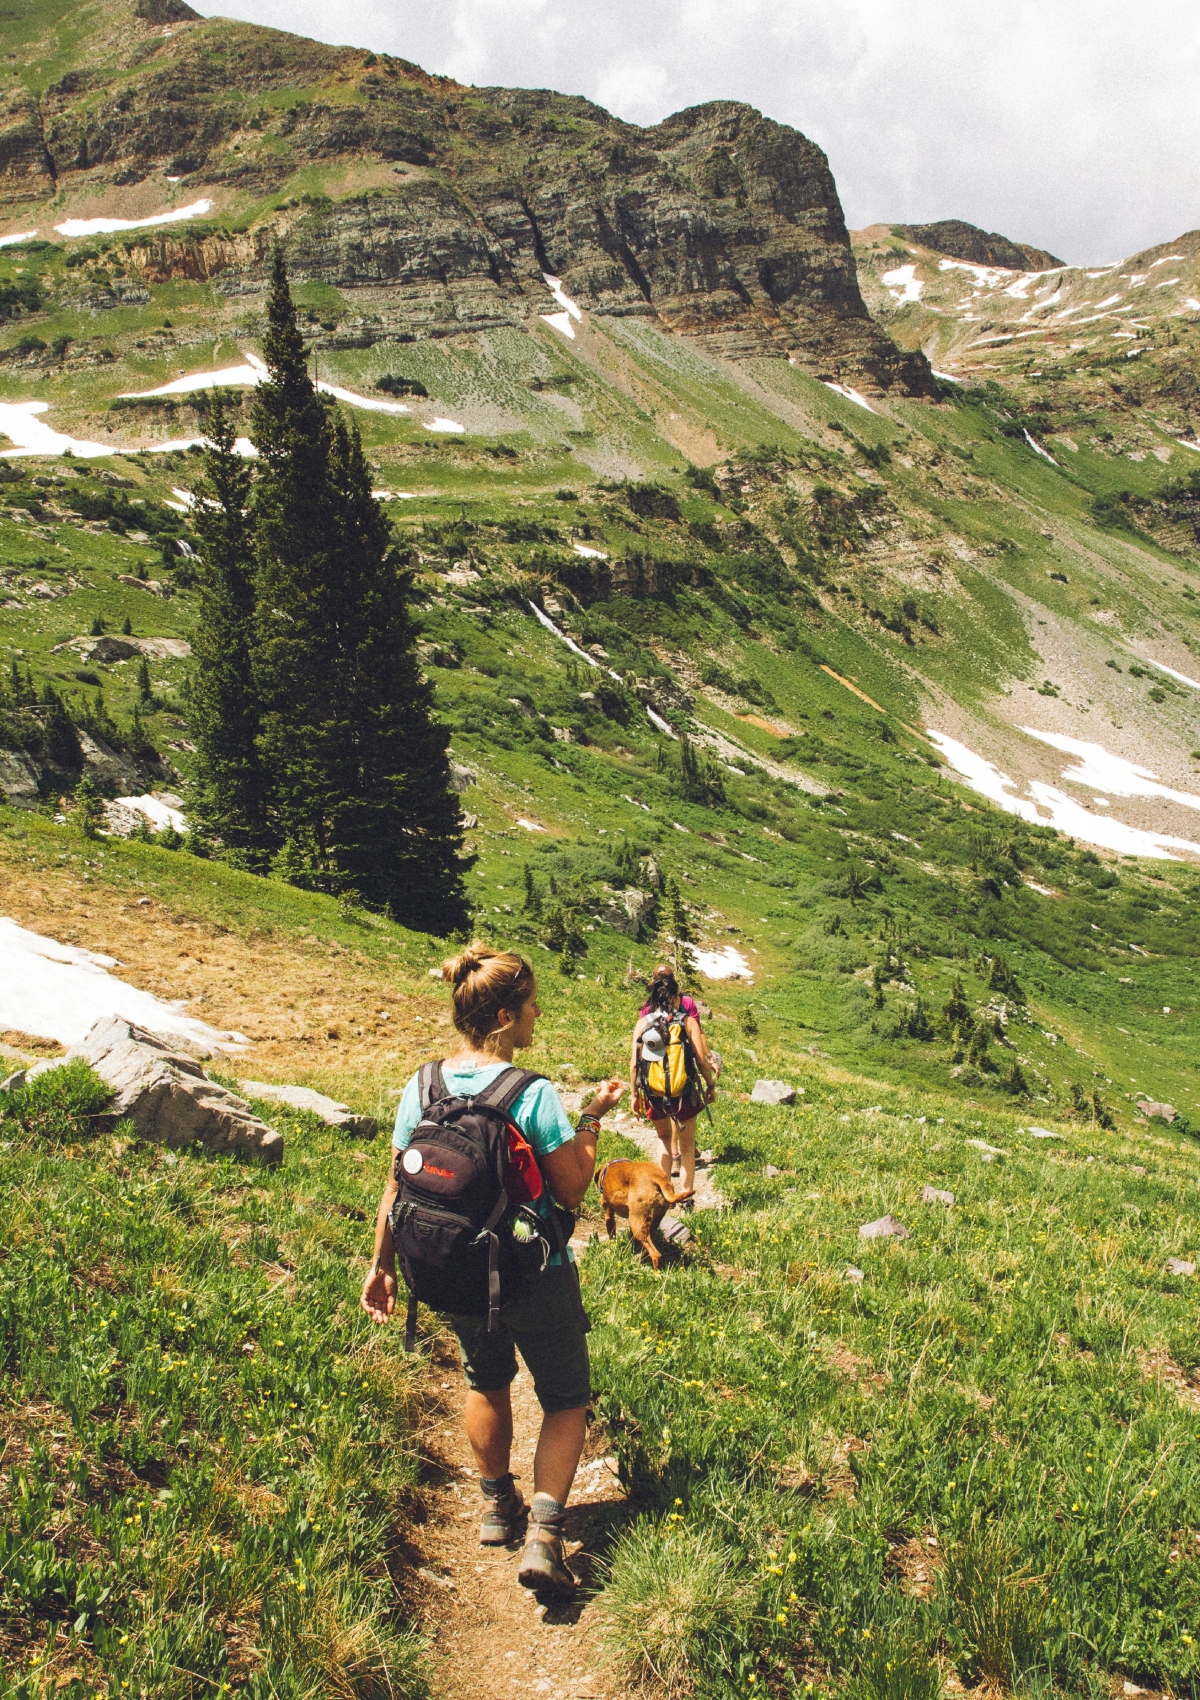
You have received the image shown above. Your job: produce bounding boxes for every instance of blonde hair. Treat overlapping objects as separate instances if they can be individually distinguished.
[442,942,536,1050]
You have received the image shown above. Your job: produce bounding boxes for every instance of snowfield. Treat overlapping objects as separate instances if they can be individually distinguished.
[0,917,245,1049]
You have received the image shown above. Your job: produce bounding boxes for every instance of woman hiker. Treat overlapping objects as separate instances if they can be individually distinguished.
[361,944,624,1596]
[629,964,719,1198]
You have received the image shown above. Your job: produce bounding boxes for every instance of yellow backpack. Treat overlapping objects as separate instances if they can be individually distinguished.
[639,1014,694,1101]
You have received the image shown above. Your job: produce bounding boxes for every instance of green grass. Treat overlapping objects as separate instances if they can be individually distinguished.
[0,1077,428,1699]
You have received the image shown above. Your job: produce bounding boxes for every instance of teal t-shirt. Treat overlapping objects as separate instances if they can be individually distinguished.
[392,1063,577,1264]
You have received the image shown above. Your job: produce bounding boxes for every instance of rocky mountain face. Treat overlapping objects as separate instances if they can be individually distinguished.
[893,220,1064,272]
[0,0,932,395]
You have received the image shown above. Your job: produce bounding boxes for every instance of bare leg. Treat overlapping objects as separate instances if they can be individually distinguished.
[464,1386,514,1478]
[532,1406,587,1504]
[652,1116,674,1181]
[677,1116,697,1194]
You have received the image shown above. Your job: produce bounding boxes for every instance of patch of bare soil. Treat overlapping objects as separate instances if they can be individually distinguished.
[411,1349,634,1700]
[0,853,443,1095]
[1137,1347,1200,1412]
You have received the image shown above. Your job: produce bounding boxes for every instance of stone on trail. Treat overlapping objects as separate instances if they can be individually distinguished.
[1026,1126,1059,1139]
[859,1213,910,1241]
[1165,1258,1196,1277]
[239,1080,377,1138]
[922,1185,954,1205]
[68,1016,282,1163]
[751,1079,798,1106]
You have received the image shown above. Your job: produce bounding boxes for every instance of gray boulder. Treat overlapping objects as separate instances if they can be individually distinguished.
[1137,1099,1176,1122]
[922,1185,955,1205]
[859,1214,910,1241]
[0,748,41,808]
[751,1079,797,1106]
[595,887,656,938]
[67,1016,282,1163]
[239,1080,377,1139]
[1165,1258,1195,1277]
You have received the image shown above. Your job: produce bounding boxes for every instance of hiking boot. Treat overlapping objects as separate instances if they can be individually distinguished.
[518,1526,577,1596]
[479,1474,527,1546]
[517,1494,576,1597]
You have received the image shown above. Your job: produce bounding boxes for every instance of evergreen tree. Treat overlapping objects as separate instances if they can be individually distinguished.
[249,249,469,929]
[191,389,270,867]
[73,773,105,839]
[136,657,152,704]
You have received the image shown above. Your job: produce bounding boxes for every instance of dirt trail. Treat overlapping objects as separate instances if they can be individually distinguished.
[411,1105,724,1699]
[412,1340,629,1700]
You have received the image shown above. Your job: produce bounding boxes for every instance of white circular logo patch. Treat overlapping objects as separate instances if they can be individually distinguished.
[401,1147,424,1175]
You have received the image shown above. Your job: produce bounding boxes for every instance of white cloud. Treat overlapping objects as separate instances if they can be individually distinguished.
[191,0,1200,264]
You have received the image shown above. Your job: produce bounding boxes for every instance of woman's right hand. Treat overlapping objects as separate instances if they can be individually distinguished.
[360,1265,396,1324]
[583,1077,625,1118]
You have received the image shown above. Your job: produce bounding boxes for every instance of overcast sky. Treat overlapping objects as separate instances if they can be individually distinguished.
[194,0,1200,266]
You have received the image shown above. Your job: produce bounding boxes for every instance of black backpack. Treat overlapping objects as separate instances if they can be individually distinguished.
[388,1062,575,1351]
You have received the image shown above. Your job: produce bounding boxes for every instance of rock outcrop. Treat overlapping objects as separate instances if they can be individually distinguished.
[895,219,1064,272]
[66,1016,282,1162]
[0,3,932,395]
[238,1080,377,1138]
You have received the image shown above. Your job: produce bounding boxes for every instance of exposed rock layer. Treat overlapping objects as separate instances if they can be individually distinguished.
[0,3,932,394]
[895,219,1064,272]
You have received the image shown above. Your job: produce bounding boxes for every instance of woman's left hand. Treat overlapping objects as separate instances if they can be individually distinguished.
[583,1078,625,1117]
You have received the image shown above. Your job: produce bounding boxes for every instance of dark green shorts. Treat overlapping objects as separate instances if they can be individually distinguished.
[446,1262,591,1415]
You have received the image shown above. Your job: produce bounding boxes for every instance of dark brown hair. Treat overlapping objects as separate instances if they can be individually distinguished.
[442,942,536,1049]
[646,964,680,1013]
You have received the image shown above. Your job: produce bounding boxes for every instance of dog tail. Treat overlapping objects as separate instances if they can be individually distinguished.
[659,1184,695,1206]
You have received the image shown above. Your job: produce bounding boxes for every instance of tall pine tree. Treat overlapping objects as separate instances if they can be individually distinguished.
[249,248,469,930]
[190,390,270,866]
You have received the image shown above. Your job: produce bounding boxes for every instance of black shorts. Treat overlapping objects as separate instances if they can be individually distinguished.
[445,1262,591,1415]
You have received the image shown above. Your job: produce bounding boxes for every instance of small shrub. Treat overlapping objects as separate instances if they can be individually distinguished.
[5,1060,112,1142]
[602,1518,751,1693]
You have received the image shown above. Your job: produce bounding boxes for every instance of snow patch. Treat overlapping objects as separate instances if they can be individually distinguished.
[690,944,753,981]
[938,259,1013,285]
[0,400,116,459]
[0,230,38,247]
[543,273,582,321]
[516,818,547,832]
[111,794,188,834]
[120,351,412,414]
[572,543,607,559]
[1021,727,1200,811]
[424,417,465,433]
[1145,658,1200,690]
[148,435,258,457]
[371,489,417,500]
[540,311,576,340]
[822,382,876,413]
[927,729,1200,859]
[646,706,677,739]
[0,917,245,1050]
[55,198,214,237]
[931,369,962,383]
[881,263,923,303]
[1023,429,1058,465]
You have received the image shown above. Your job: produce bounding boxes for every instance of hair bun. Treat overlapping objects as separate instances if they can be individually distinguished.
[442,943,488,986]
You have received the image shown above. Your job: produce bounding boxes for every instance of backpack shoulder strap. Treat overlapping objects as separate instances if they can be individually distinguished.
[418,1060,446,1110]
[474,1066,545,1118]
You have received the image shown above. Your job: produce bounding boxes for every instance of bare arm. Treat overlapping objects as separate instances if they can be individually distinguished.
[629,1016,646,1096]
[360,1170,399,1323]
[687,1016,718,1091]
[541,1077,625,1211]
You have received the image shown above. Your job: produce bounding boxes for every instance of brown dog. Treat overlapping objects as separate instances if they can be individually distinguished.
[597,1159,694,1269]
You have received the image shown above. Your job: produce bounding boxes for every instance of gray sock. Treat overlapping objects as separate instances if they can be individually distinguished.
[530,1492,566,1533]
[481,1473,514,1500]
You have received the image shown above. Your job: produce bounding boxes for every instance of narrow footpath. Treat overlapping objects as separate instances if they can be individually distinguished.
[408,1096,725,1699]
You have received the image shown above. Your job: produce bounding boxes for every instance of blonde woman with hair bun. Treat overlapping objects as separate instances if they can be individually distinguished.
[362,942,623,1599]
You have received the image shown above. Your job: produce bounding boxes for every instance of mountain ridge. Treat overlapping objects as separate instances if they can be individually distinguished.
[0,0,933,395]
